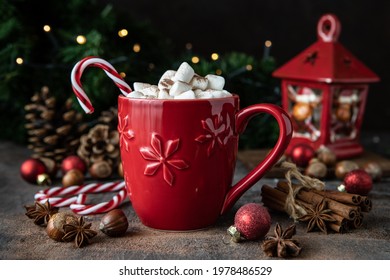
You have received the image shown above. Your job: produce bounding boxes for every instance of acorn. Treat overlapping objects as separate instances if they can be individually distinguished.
[99,209,129,237]
[46,212,78,241]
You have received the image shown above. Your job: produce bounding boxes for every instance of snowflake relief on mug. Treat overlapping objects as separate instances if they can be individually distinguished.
[117,111,135,152]
[139,133,189,186]
[195,113,233,157]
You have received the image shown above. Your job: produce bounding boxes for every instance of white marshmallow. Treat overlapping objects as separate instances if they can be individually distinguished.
[190,74,208,90]
[173,62,194,83]
[133,82,151,91]
[158,78,174,90]
[206,74,225,90]
[158,89,172,99]
[195,90,213,99]
[169,81,192,96]
[128,91,145,99]
[159,70,176,82]
[140,85,159,97]
[222,90,232,97]
[174,90,196,99]
[210,90,225,98]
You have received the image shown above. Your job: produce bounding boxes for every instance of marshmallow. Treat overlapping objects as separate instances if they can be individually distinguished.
[206,74,225,90]
[158,89,172,99]
[158,78,174,90]
[169,81,192,96]
[190,74,208,90]
[159,70,176,82]
[195,90,213,99]
[128,91,145,99]
[174,90,196,99]
[173,62,194,83]
[140,85,159,97]
[128,62,231,100]
[133,82,151,91]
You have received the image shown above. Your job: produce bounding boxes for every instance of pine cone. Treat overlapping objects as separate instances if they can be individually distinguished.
[24,86,88,170]
[77,124,120,172]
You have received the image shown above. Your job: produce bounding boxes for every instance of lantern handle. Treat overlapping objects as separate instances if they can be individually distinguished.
[317,14,341,42]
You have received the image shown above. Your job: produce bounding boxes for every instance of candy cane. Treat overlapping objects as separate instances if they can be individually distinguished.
[35,181,126,198]
[71,56,132,114]
[34,181,127,214]
[70,189,127,215]
[35,193,87,208]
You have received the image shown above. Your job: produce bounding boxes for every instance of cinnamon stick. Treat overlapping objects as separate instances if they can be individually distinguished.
[276,181,360,220]
[360,197,372,212]
[261,184,287,212]
[313,190,362,205]
[329,220,348,233]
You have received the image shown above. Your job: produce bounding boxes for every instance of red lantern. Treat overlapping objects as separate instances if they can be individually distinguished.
[273,14,379,159]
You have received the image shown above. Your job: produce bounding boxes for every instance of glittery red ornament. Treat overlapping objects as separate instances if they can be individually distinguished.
[290,144,315,167]
[343,169,373,196]
[234,203,271,240]
[20,158,47,184]
[61,155,87,175]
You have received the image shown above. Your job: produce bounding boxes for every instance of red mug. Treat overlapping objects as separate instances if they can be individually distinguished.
[118,94,292,230]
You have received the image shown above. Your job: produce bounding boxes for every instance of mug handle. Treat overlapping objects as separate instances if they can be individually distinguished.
[220,103,292,214]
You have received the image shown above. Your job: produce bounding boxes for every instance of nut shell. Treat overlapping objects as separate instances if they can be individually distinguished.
[62,169,84,187]
[47,212,78,241]
[305,161,327,179]
[335,160,359,179]
[90,161,112,179]
[99,209,129,237]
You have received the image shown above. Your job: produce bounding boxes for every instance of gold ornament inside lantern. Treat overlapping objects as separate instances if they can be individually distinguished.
[273,14,379,159]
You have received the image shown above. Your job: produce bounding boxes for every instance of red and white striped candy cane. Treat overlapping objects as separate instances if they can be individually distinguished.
[71,56,132,114]
[35,181,125,198]
[70,189,127,215]
[35,193,87,208]
[34,181,127,213]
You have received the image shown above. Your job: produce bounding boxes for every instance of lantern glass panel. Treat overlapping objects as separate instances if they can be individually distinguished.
[287,84,323,141]
[330,87,363,142]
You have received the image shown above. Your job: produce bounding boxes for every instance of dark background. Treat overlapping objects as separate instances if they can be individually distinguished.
[102,0,389,134]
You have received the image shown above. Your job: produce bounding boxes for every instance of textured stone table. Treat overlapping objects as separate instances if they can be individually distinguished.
[0,141,389,260]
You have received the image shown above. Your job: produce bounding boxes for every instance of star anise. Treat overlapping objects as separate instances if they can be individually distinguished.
[62,216,97,248]
[262,223,302,258]
[298,199,336,234]
[24,200,59,226]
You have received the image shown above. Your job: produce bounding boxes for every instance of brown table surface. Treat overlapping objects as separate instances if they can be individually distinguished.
[0,141,389,260]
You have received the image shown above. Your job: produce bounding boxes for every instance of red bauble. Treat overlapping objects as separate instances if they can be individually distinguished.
[343,169,373,196]
[234,203,271,240]
[61,155,87,175]
[290,144,315,167]
[20,158,47,184]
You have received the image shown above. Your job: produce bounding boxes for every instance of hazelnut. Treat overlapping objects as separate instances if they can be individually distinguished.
[118,161,124,178]
[335,160,359,179]
[316,147,337,166]
[46,212,78,241]
[62,169,84,187]
[99,209,129,237]
[90,161,112,179]
[363,162,382,182]
[305,161,327,179]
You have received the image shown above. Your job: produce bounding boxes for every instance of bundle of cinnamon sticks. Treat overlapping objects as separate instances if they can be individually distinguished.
[261,181,372,233]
